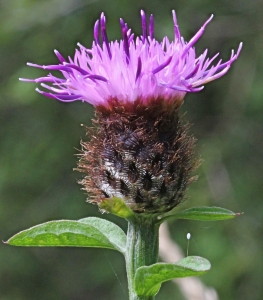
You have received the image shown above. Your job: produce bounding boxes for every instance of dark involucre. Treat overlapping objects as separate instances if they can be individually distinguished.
[77,97,199,214]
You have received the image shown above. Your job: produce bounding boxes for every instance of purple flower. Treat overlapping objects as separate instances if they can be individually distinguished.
[20,10,242,106]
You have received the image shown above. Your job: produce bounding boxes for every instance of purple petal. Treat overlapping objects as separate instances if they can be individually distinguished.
[165,84,189,92]
[27,63,73,73]
[152,56,173,74]
[40,83,65,93]
[63,63,89,75]
[184,64,200,80]
[54,50,67,63]
[172,10,180,40]
[135,57,142,82]
[94,20,100,45]
[140,10,147,43]
[120,18,130,62]
[83,74,107,82]
[100,13,112,59]
[36,88,82,101]
[169,84,204,92]
[149,14,154,40]
[182,14,213,58]
[128,33,134,44]
[187,86,204,92]
[19,76,66,83]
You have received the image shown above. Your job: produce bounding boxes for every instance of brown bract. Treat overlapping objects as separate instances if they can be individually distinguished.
[77,97,199,215]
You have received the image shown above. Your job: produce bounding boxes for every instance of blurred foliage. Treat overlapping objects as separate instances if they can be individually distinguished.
[0,0,262,299]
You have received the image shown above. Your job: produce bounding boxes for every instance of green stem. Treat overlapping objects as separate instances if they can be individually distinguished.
[125,215,160,300]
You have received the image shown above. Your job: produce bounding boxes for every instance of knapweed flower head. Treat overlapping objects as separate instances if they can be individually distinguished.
[21,10,242,215]
[21,10,242,106]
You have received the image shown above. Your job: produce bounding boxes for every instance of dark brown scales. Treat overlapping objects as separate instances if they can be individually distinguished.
[77,97,199,214]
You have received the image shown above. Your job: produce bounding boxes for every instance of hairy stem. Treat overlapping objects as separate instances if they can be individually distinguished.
[125,215,159,300]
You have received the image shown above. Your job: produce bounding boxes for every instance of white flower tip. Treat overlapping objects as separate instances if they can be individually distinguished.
[238,42,243,53]
[205,14,214,26]
[172,10,177,24]
[19,78,35,82]
[187,233,191,240]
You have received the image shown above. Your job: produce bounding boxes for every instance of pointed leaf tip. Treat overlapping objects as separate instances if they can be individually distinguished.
[235,212,244,216]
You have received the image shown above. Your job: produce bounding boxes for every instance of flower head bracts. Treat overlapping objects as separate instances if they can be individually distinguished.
[20,10,242,106]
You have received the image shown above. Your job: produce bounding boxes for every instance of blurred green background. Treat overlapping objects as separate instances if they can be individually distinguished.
[1,0,262,299]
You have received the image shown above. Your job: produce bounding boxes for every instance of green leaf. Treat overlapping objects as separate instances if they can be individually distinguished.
[134,256,211,297]
[167,206,241,222]
[99,196,134,218]
[6,217,126,254]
